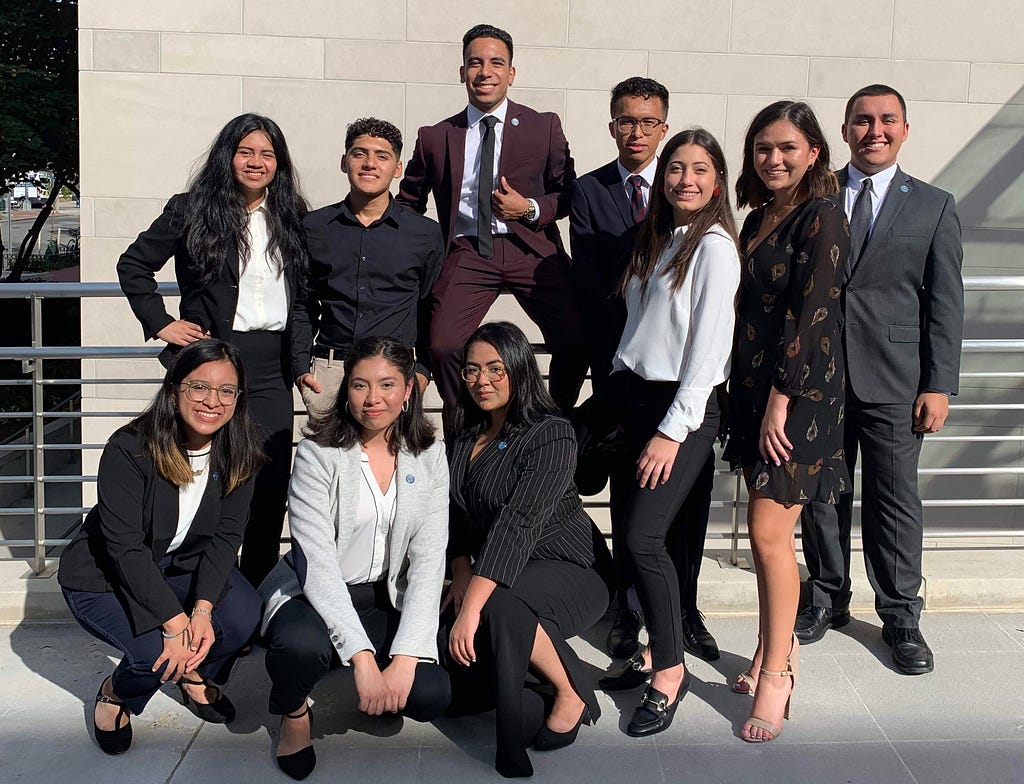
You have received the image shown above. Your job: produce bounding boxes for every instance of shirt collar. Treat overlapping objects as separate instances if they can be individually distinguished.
[337,195,401,228]
[617,155,659,188]
[467,99,509,130]
[246,195,269,216]
[847,161,898,195]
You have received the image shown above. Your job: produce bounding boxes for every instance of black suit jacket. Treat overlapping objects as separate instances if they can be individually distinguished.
[839,166,964,403]
[57,428,255,635]
[117,193,305,376]
[397,100,575,260]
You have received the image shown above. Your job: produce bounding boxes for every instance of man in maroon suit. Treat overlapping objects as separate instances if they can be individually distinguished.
[397,23,586,420]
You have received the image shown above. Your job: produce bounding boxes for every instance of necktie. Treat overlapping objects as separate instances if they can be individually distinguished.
[628,174,647,224]
[847,177,873,275]
[477,115,499,259]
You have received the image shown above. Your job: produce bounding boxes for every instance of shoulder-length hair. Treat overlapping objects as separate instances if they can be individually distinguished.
[132,339,265,494]
[304,336,435,456]
[735,101,838,209]
[184,113,308,285]
[619,128,740,299]
[448,321,561,438]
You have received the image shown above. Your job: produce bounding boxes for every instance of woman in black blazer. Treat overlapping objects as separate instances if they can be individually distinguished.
[442,321,612,778]
[58,340,265,755]
[117,113,308,588]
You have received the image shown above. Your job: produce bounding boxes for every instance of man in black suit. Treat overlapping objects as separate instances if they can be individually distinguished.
[796,85,964,675]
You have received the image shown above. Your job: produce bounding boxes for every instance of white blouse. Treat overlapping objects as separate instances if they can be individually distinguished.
[613,223,740,442]
[338,450,397,585]
[167,449,211,553]
[232,200,289,332]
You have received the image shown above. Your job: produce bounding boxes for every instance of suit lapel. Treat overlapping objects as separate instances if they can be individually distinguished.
[390,450,417,562]
[445,111,469,244]
[152,475,180,549]
[497,101,521,181]
[448,437,472,507]
[849,166,912,279]
[600,161,633,230]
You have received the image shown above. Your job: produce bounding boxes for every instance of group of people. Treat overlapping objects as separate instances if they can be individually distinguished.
[56,20,964,781]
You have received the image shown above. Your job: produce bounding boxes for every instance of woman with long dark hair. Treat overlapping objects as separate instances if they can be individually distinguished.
[117,113,308,587]
[442,321,612,778]
[724,101,850,742]
[259,336,451,780]
[597,129,741,737]
[58,339,265,755]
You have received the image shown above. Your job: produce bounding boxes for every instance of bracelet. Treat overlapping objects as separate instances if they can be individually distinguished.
[161,627,188,639]
[191,607,212,618]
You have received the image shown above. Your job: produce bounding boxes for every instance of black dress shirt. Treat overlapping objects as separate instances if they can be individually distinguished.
[292,196,445,378]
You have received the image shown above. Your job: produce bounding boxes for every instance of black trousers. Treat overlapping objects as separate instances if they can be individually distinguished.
[800,392,925,627]
[263,584,450,721]
[231,330,294,588]
[618,372,719,670]
[63,566,260,715]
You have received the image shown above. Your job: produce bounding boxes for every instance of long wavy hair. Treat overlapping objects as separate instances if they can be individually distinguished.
[304,337,435,456]
[619,128,740,300]
[184,114,308,285]
[735,101,838,209]
[448,321,561,439]
[131,339,265,494]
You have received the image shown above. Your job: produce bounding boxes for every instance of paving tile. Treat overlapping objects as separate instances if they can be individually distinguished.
[987,612,1024,650]
[894,740,1024,784]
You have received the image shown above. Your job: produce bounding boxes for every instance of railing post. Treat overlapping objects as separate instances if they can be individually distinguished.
[30,294,46,575]
[730,469,742,566]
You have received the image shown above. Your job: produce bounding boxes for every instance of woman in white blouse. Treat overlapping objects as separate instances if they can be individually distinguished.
[258,337,450,780]
[599,129,741,737]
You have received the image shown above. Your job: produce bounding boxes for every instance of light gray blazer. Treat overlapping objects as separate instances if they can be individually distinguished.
[259,438,449,663]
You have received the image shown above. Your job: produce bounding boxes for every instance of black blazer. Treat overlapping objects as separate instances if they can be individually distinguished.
[447,416,609,589]
[58,428,255,635]
[116,193,304,375]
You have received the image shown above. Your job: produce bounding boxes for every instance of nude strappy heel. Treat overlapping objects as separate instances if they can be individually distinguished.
[732,634,762,696]
[741,635,798,742]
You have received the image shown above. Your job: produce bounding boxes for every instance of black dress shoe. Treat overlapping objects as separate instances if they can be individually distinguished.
[177,676,236,723]
[882,626,934,675]
[681,609,720,661]
[606,608,643,659]
[599,650,651,691]
[94,677,132,755]
[533,705,592,751]
[277,705,316,781]
[625,669,691,737]
[794,604,850,644]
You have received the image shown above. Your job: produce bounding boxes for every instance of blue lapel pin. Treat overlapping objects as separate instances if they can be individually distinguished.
[406,474,415,484]
[510,117,519,127]
[900,184,909,192]
[497,440,507,451]
[212,472,219,482]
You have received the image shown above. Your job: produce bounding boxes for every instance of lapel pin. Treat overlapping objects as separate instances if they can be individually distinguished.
[900,184,909,192]
[498,440,508,451]
[510,117,519,127]
[406,474,415,484]
[212,472,219,482]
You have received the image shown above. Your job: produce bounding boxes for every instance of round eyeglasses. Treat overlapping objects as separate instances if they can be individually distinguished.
[179,381,241,405]
[613,117,665,136]
[461,365,507,383]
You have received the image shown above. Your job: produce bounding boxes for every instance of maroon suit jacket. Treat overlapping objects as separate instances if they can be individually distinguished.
[397,100,575,260]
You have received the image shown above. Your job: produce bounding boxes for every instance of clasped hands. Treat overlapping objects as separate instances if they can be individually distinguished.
[153,601,215,683]
[351,651,418,715]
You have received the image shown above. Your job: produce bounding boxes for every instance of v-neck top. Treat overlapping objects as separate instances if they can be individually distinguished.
[339,450,397,584]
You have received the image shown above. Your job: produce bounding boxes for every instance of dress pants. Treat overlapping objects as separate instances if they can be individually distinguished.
[618,372,719,670]
[63,566,260,716]
[800,390,925,627]
[232,330,294,588]
[263,584,451,722]
[428,235,587,421]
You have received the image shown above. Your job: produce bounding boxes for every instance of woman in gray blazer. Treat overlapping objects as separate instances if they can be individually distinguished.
[259,337,450,780]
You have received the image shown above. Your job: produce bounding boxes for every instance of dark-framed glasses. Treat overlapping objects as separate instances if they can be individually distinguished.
[179,381,241,405]
[613,117,665,136]
[461,365,506,383]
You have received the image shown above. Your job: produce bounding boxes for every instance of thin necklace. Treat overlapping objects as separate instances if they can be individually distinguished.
[189,448,211,477]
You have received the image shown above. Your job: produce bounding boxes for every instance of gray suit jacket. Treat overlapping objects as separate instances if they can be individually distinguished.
[840,165,964,403]
[259,438,449,663]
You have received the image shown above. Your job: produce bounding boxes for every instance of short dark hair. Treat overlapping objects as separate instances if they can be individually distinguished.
[304,336,435,456]
[610,77,669,117]
[844,83,908,124]
[462,24,514,62]
[449,321,560,438]
[345,117,403,158]
[735,100,839,209]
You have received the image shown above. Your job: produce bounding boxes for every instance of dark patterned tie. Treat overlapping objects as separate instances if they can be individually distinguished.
[847,177,873,275]
[477,115,499,259]
[628,174,647,224]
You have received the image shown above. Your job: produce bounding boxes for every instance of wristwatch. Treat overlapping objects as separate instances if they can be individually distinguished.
[523,200,538,223]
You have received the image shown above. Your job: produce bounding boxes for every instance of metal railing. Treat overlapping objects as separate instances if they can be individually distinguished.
[1,279,1022,574]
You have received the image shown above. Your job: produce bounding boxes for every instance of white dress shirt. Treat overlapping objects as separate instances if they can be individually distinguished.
[167,449,211,554]
[613,223,741,442]
[339,450,397,585]
[844,162,898,228]
[617,156,659,210]
[232,199,289,332]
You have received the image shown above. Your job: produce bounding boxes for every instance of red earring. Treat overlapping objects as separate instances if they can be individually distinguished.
[712,185,721,197]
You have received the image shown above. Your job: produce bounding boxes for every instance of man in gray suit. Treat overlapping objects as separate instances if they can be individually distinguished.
[795,84,964,675]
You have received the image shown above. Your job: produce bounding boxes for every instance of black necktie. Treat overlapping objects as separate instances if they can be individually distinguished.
[477,115,499,259]
[847,177,873,275]
[628,174,647,224]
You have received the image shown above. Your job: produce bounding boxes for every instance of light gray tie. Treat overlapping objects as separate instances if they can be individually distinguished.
[847,177,873,275]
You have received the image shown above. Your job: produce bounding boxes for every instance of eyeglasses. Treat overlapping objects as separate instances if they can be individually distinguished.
[613,117,666,136]
[461,365,507,383]
[179,381,241,405]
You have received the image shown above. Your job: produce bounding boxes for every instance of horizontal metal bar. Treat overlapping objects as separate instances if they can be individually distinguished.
[0,443,107,452]
[0,346,162,361]
[962,340,1024,352]
[0,282,181,299]
[0,507,89,516]
[963,276,1024,291]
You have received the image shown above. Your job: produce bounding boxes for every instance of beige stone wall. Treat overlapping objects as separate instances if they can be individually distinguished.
[77,1,1024,514]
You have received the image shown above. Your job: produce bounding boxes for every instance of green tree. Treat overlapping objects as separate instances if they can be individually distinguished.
[0,0,78,281]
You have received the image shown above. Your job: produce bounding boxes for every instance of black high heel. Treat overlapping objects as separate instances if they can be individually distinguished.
[533,704,592,751]
[177,675,236,723]
[94,676,132,755]
[626,668,691,737]
[276,705,316,781]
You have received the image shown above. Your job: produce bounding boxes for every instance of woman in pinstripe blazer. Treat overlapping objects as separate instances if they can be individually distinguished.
[442,321,612,778]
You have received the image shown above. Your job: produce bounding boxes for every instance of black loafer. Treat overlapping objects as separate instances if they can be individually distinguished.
[626,669,691,737]
[177,676,236,723]
[599,650,651,691]
[882,626,934,675]
[794,604,850,644]
[681,609,720,661]
[606,609,643,659]
[94,677,132,755]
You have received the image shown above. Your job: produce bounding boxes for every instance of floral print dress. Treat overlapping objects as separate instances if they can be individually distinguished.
[723,196,851,505]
